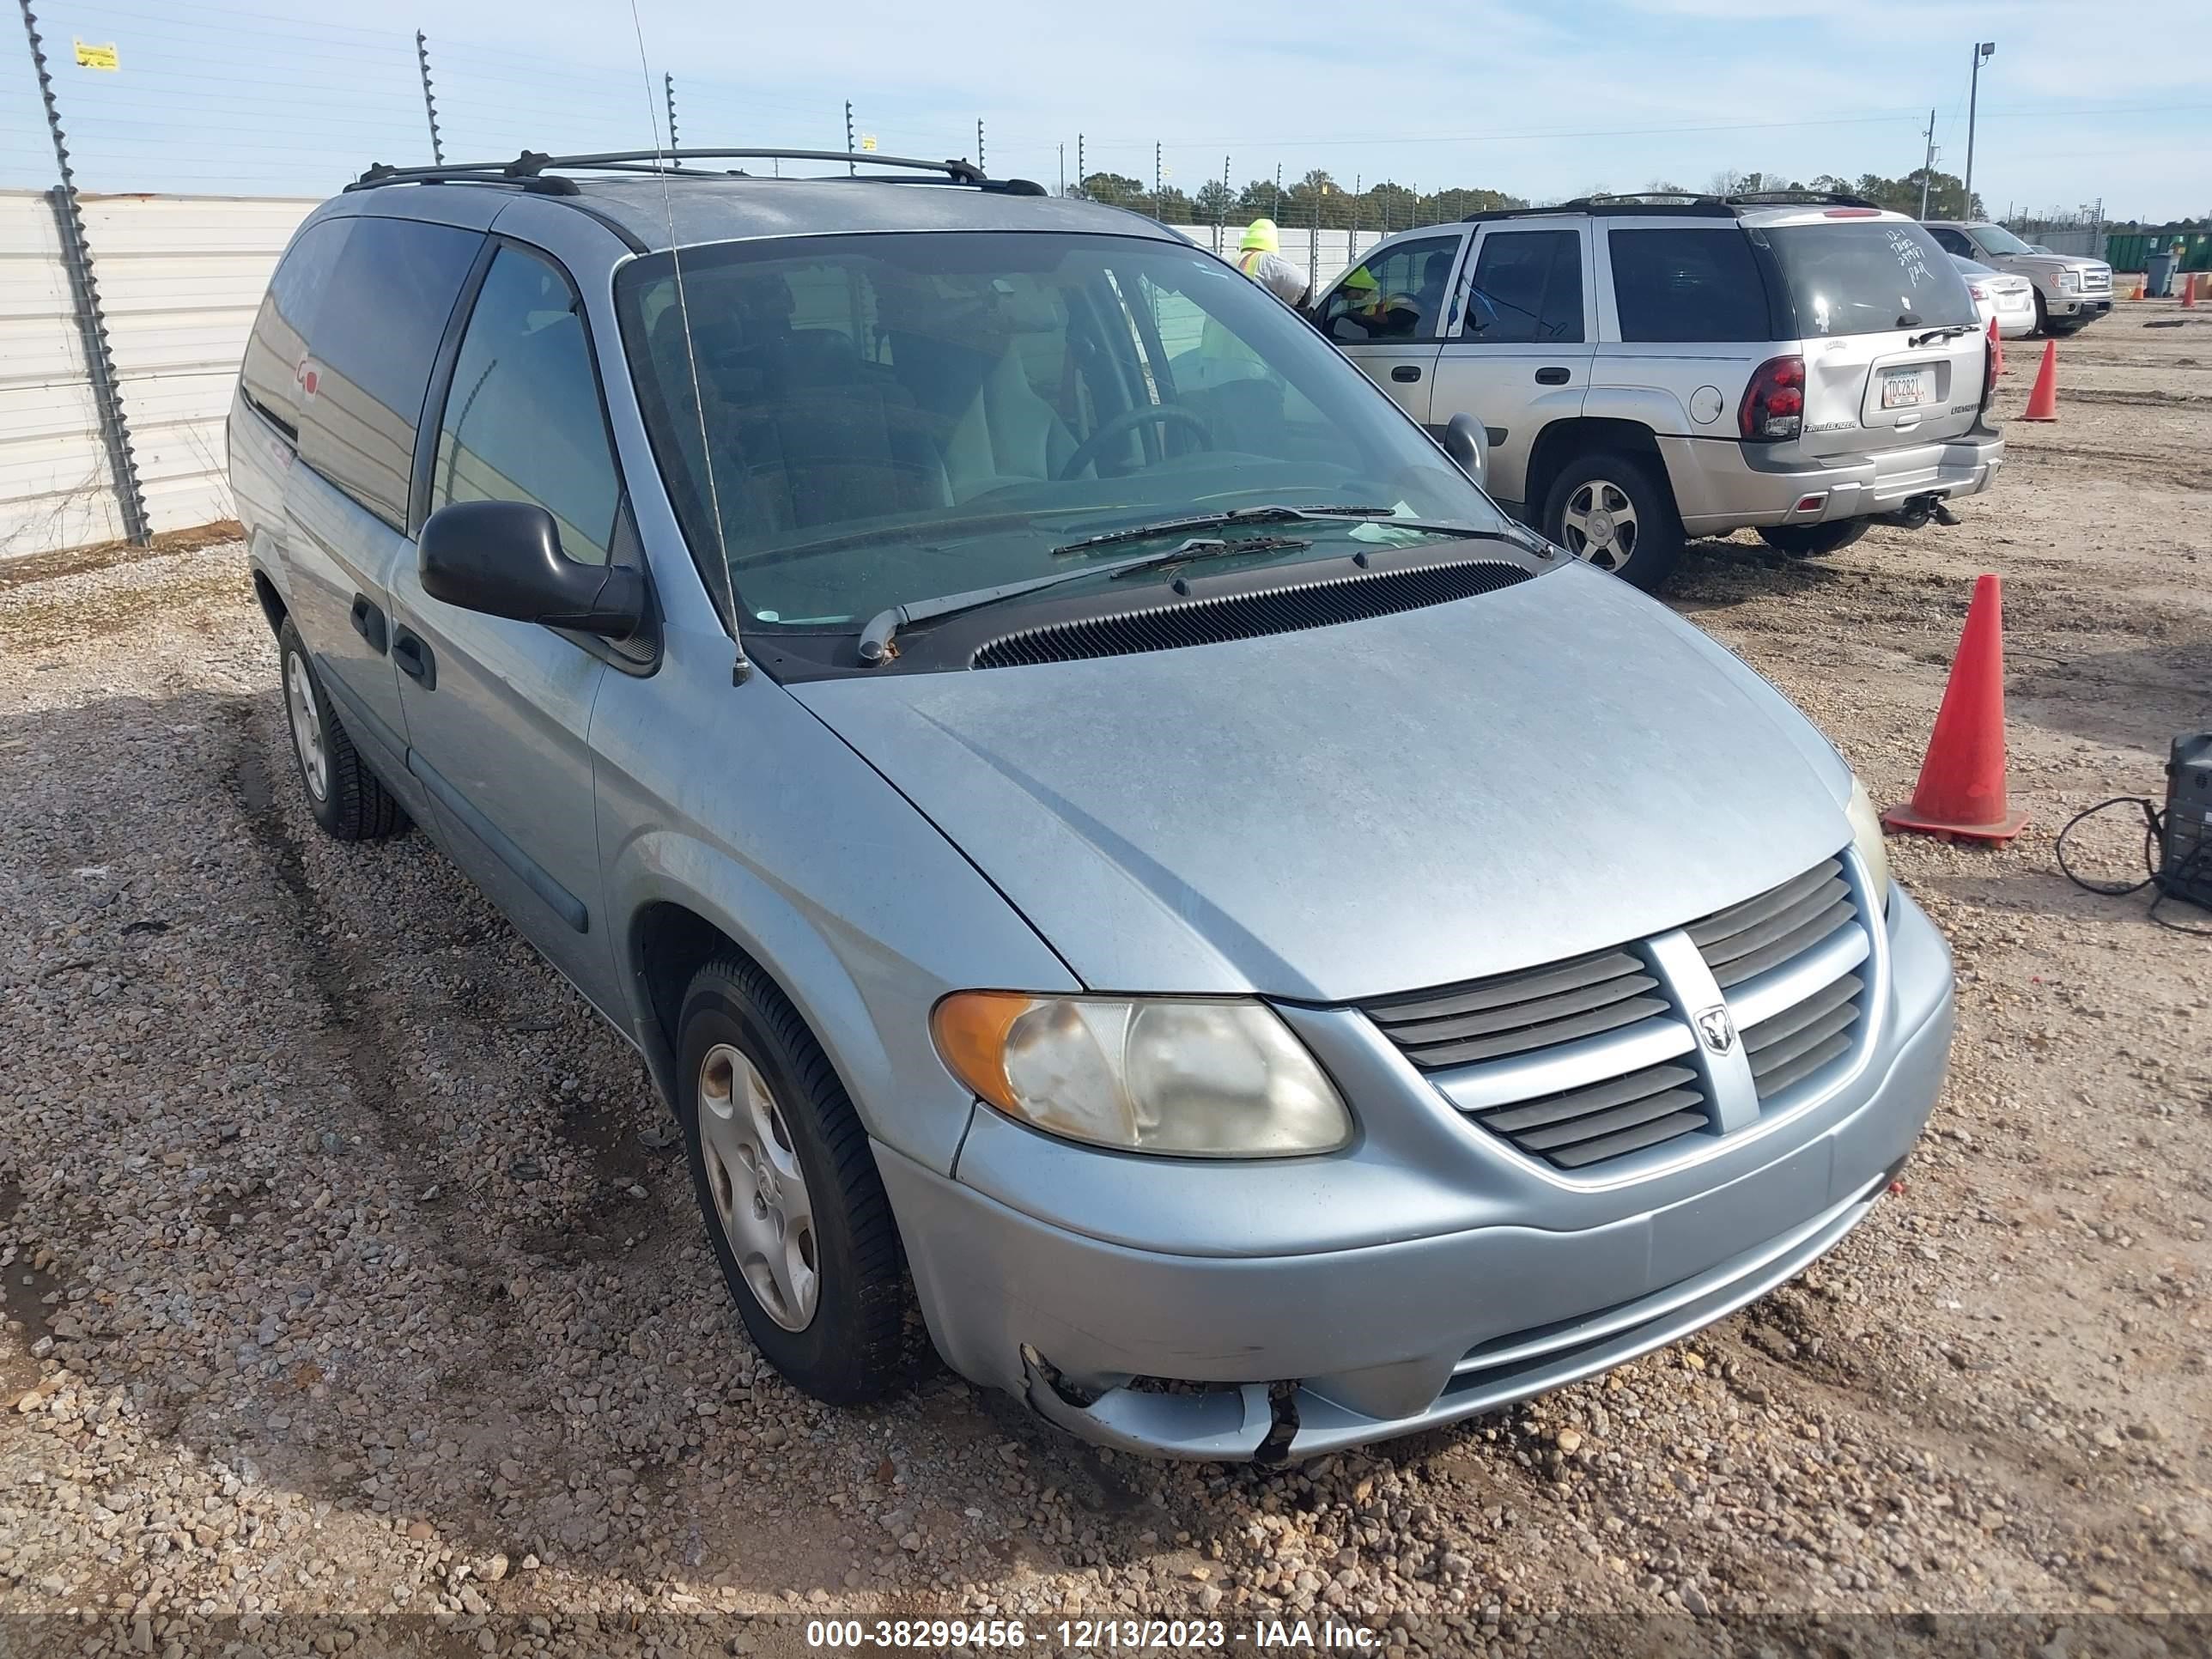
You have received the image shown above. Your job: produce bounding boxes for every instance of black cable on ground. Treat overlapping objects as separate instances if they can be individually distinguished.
[2054,796,2212,936]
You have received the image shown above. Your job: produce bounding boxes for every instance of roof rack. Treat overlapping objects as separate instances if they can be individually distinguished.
[1462,187,1882,224]
[347,147,1029,196]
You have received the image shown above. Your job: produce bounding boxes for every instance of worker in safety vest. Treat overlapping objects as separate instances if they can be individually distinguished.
[1234,218,1310,309]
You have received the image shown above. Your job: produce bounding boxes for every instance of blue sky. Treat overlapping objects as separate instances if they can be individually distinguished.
[3,0,2205,221]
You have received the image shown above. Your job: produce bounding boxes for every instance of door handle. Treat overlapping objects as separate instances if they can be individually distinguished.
[1534,367,1571,386]
[391,626,435,690]
[349,594,387,653]
[1391,365,1423,383]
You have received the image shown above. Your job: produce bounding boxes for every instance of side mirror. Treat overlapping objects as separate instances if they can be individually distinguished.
[418,500,644,638]
[1441,412,1489,492]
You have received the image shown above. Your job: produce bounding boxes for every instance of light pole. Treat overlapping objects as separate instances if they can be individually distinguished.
[1963,40,1994,220]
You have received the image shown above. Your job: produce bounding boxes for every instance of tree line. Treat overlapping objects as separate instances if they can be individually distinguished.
[1069,164,1988,228]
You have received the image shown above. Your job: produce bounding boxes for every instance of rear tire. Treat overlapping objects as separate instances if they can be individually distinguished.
[676,952,912,1406]
[2033,290,2052,337]
[277,619,406,842]
[1542,450,1683,594]
[1757,520,1870,558]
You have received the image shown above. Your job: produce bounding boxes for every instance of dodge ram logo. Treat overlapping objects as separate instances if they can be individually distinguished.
[1695,1006,1736,1054]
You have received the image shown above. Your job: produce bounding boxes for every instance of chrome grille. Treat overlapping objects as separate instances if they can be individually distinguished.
[1361,851,1875,1173]
[1687,857,1854,988]
[1364,948,1668,1071]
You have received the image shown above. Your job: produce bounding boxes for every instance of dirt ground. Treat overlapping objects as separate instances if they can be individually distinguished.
[1,304,2207,1659]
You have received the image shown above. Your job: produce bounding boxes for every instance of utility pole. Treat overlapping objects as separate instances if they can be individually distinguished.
[1219,153,1231,253]
[976,118,984,171]
[1076,133,1085,197]
[414,29,444,164]
[1964,40,1995,218]
[1918,108,1936,219]
[1057,143,1065,198]
[1352,173,1361,267]
[844,100,855,174]
[18,0,149,544]
[1273,162,1282,219]
[665,72,678,151]
[1154,141,1163,220]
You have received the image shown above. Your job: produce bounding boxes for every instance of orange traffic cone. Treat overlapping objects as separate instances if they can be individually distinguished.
[2185,274,2199,309]
[2020,339,2058,422]
[1883,575,2028,843]
[1986,315,2004,380]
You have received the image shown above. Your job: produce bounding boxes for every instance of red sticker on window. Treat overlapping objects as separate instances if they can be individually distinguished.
[295,359,319,399]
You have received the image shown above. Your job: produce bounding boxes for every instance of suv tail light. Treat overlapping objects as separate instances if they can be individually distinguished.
[1738,355,1804,442]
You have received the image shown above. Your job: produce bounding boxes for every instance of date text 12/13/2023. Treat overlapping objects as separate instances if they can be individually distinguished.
[805,1617,1383,1650]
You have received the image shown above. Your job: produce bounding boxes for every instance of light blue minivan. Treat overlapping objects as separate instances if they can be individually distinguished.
[232,149,1954,1461]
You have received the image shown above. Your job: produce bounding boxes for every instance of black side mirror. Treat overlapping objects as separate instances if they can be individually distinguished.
[418,500,644,638]
[1441,412,1489,492]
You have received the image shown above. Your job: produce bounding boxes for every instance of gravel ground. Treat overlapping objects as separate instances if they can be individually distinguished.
[2,307,2207,1659]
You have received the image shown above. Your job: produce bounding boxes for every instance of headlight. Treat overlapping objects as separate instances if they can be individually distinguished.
[1845,776,1892,913]
[931,994,1352,1158]
[2057,270,2079,291]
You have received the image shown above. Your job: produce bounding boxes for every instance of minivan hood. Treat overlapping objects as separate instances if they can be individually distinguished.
[793,565,1854,1003]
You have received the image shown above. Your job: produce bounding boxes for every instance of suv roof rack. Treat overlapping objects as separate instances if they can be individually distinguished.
[1462,187,1882,224]
[347,148,1042,197]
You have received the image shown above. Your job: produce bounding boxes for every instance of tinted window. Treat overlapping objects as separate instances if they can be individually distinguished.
[295,217,480,529]
[1766,222,1977,336]
[1608,228,1771,343]
[1927,226,1976,258]
[1462,229,1583,344]
[1321,235,1462,343]
[239,218,350,439]
[430,246,621,566]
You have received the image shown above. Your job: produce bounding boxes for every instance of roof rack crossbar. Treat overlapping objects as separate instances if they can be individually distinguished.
[1462,187,1883,223]
[348,147,988,194]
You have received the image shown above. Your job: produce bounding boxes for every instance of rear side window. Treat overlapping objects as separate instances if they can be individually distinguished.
[295,217,481,530]
[1608,228,1771,343]
[429,245,622,566]
[1765,222,1978,336]
[239,218,350,439]
[1926,226,1976,258]
[1462,229,1583,344]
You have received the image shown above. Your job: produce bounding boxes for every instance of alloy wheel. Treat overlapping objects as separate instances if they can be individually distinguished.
[696,1042,820,1332]
[1560,479,1640,574]
[284,653,329,802]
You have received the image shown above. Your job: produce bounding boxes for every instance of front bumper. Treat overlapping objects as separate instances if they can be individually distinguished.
[2048,294,2111,321]
[878,889,1955,1460]
[1661,426,2004,535]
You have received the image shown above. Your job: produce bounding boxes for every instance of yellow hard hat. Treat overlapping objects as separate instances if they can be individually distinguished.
[1240,218,1280,254]
[1340,265,1379,293]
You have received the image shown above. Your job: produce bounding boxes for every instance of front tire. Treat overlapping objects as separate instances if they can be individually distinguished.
[676,953,911,1405]
[1757,520,1870,558]
[277,618,405,842]
[1542,450,1683,593]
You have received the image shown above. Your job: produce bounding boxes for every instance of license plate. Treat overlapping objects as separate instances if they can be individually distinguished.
[1881,367,1934,410]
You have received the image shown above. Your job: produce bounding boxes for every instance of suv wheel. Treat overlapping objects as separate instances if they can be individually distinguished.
[1757,520,1869,558]
[277,619,406,841]
[1543,451,1683,593]
[676,952,911,1405]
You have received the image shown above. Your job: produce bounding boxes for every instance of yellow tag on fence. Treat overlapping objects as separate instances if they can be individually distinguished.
[75,40,119,70]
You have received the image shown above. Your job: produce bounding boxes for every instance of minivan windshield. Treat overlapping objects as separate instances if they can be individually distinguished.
[1765,222,1978,337]
[615,231,1508,629]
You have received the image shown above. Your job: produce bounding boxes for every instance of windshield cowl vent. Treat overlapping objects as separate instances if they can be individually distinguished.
[968,558,1533,671]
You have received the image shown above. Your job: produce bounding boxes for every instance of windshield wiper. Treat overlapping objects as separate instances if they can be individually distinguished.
[857,512,1542,665]
[1049,503,1396,556]
[1909,322,1981,347]
[856,542,1261,665]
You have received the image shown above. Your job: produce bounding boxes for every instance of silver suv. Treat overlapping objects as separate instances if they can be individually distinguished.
[231,151,1954,1461]
[1315,194,2005,591]
[1923,221,2114,336]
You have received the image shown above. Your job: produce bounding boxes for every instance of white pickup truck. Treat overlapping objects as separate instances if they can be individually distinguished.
[1923,222,2113,335]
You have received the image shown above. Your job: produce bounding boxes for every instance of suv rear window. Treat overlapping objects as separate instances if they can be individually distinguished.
[1765,221,1977,337]
[1607,228,1772,343]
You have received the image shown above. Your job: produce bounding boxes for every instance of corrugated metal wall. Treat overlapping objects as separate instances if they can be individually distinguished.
[0,190,316,559]
[0,191,121,556]
[83,195,318,537]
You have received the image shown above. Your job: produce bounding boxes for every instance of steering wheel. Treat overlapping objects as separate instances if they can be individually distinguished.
[1056,404,1214,481]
